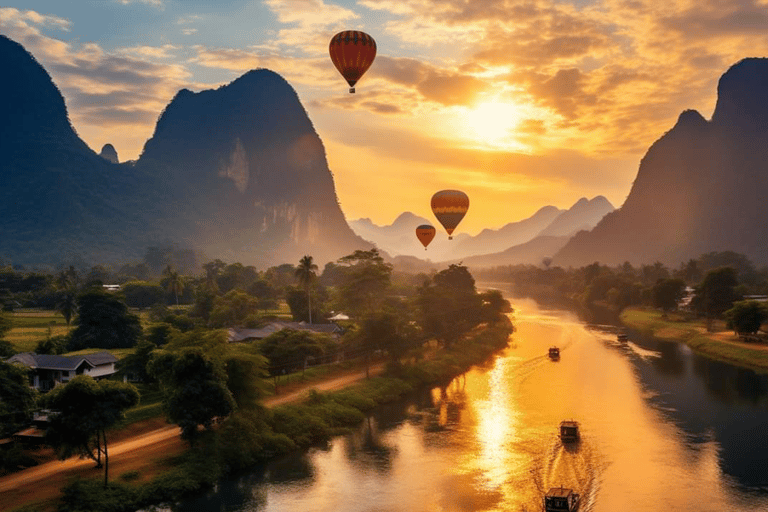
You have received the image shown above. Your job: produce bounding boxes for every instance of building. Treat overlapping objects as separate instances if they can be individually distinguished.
[6,352,118,390]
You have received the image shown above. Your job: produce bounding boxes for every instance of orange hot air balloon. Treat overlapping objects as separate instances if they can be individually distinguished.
[431,190,469,240]
[329,30,377,93]
[415,224,436,250]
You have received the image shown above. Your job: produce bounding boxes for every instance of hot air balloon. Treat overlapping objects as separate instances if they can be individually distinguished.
[415,224,436,250]
[329,30,377,93]
[431,190,469,240]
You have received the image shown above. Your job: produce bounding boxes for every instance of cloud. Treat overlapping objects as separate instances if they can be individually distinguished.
[263,0,359,52]
[116,0,165,9]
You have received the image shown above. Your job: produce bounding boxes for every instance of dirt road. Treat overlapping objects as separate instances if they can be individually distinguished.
[0,363,384,508]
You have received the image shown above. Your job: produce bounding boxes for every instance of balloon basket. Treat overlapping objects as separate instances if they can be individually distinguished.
[448,236,453,240]
[349,87,355,93]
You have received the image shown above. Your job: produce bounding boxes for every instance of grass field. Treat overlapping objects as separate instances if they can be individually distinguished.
[621,308,768,372]
[5,311,72,353]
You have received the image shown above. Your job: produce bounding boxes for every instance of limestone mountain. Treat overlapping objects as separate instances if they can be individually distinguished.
[0,35,162,266]
[0,35,370,267]
[135,69,371,266]
[538,196,613,237]
[554,58,768,267]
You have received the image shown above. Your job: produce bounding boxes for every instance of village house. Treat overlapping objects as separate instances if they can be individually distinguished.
[227,321,344,342]
[6,352,118,391]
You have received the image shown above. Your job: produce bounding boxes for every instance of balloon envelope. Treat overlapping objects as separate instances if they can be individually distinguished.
[431,190,469,239]
[415,224,436,249]
[329,31,377,93]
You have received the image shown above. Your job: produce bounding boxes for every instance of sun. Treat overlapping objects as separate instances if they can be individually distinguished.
[464,101,522,145]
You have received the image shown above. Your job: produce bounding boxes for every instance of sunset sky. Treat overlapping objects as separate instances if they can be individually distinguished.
[2,1,765,234]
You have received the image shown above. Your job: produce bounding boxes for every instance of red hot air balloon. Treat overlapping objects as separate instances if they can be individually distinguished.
[415,225,436,250]
[329,30,377,93]
[431,190,469,240]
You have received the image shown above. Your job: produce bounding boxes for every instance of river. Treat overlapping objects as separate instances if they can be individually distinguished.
[175,294,768,511]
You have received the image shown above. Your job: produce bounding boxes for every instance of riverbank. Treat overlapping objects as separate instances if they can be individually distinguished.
[4,321,513,512]
[620,308,768,372]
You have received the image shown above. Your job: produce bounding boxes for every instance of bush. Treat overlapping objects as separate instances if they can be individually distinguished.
[58,480,138,512]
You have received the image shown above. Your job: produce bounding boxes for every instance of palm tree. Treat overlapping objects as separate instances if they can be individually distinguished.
[162,265,184,307]
[295,256,318,324]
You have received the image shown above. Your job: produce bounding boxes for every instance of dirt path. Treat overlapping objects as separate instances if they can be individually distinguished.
[0,363,385,509]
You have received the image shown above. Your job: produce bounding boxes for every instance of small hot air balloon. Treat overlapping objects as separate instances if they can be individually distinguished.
[329,30,377,93]
[431,190,469,240]
[415,224,436,250]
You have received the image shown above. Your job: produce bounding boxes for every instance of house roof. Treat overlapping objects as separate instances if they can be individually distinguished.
[227,322,343,342]
[7,351,116,371]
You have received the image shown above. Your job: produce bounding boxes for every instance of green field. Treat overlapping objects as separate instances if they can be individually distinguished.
[621,308,768,372]
[5,311,72,353]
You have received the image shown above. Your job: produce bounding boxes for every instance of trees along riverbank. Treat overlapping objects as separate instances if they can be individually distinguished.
[620,308,768,372]
[31,265,514,512]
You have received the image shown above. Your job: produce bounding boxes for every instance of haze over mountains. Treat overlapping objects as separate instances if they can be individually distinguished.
[350,196,614,264]
[554,58,768,267]
[0,35,370,268]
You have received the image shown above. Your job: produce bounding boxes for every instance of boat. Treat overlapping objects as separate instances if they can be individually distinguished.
[544,486,580,511]
[548,346,560,360]
[559,420,579,442]
[617,330,628,342]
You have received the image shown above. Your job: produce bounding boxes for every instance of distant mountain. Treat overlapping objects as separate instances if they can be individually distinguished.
[0,35,371,267]
[554,58,768,267]
[538,196,614,237]
[451,205,563,258]
[350,206,562,261]
[99,144,119,164]
[460,235,572,269]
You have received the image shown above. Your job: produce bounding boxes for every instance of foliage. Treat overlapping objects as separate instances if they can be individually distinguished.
[335,249,393,317]
[691,267,740,319]
[224,351,270,409]
[416,264,482,347]
[295,255,319,323]
[260,329,333,375]
[148,348,235,443]
[725,301,768,335]
[46,376,139,486]
[35,334,68,355]
[0,360,38,437]
[144,323,179,346]
[120,340,157,383]
[652,278,686,313]
[208,289,260,328]
[246,279,279,311]
[161,265,185,306]
[121,281,164,309]
[0,312,11,339]
[285,285,329,323]
[68,290,142,350]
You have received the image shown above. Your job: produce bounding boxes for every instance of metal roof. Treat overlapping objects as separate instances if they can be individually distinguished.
[7,352,115,370]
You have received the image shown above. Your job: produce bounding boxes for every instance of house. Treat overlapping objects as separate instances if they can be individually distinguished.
[6,352,118,390]
[227,321,344,342]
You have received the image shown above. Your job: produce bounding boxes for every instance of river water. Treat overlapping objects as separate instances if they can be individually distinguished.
[176,295,768,512]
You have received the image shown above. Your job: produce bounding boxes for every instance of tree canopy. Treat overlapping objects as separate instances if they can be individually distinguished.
[652,278,686,314]
[725,300,768,335]
[0,361,37,437]
[68,290,142,350]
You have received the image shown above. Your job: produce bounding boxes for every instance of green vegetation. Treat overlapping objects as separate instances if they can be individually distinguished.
[621,308,768,372]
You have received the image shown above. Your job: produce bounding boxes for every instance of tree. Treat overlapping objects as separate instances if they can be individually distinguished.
[46,376,139,487]
[260,329,330,377]
[55,267,79,326]
[355,311,414,376]
[336,249,393,318]
[68,290,142,350]
[120,339,158,383]
[652,278,686,315]
[692,267,740,328]
[224,351,270,409]
[162,265,185,306]
[416,265,482,347]
[295,256,318,324]
[0,361,37,438]
[148,348,235,444]
[121,281,165,309]
[208,289,260,328]
[0,312,11,339]
[247,279,279,312]
[725,301,768,335]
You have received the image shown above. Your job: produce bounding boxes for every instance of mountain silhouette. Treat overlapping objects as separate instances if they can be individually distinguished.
[0,35,370,267]
[99,144,119,163]
[554,58,768,267]
[538,196,613,237]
